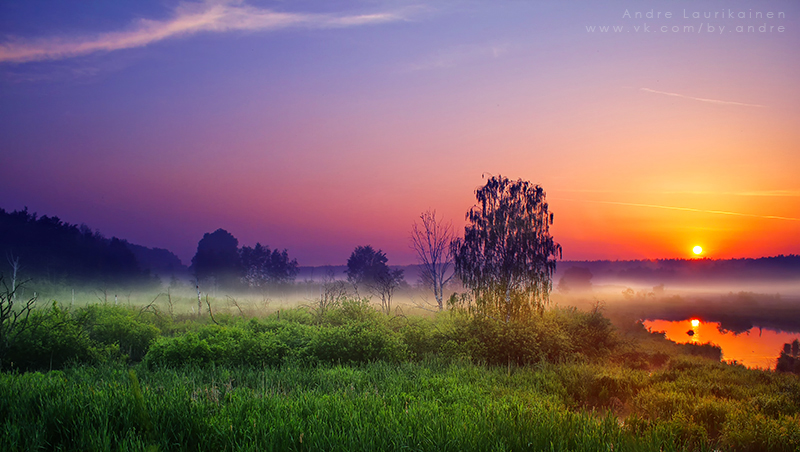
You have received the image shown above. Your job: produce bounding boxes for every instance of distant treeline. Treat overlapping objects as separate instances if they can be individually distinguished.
[0,208,184,288]
[557,256,800,284]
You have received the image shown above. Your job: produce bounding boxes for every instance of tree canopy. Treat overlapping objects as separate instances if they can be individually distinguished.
[240,243,299,287]
[452,176,561,321]
[346,245,404,314]
[0,208,153,287]
[190,229,241,288]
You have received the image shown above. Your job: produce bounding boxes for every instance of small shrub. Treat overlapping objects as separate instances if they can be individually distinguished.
[143,325,293,367]
[307,321,407,364]
[322,298,380,326]
[399,319,447,360]
[6,302,113,371]
[556,306,618,359]
[78,304,160,361]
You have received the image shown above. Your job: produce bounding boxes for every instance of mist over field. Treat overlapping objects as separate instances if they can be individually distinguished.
[1,1,799,450]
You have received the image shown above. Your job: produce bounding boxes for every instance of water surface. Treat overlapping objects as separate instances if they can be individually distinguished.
[643,319,800,369]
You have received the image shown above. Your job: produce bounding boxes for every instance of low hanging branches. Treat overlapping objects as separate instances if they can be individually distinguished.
[451,175,561,322]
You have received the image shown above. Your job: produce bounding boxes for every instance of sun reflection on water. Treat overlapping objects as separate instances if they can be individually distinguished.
[643,319,800,370]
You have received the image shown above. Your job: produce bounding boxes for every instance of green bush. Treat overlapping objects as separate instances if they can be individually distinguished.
[679,342,722,361]
[307,321,408,364]
[555,307,618,359]
[461,317,541,366]
[6,303,114,371]
[457,314,581,366]
[144,325,293,367]
[398,318,448,360]
[77,304,160,361]
[721,407,800,452]
[322,297,380,326]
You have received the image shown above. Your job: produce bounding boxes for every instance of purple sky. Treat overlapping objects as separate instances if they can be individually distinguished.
[2,0,799,266]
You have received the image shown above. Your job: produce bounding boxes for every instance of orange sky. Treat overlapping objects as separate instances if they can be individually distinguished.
[1,1,798,265]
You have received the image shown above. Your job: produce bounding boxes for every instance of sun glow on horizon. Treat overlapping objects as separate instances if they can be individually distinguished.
[693,245,703,255]
[691,319,700,328]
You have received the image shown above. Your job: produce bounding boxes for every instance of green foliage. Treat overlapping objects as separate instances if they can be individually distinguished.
[6,302,114,371]
[721,408,800,452]
[555,305,618,359]
[678,342,723,361]
[144,325,295,367]
[319,298,378,326]
[5,287,800,451]
[448,307,615,366]
[397,318,449,360]
[452,175,562,321]
[308,321,408,364]
[0,362,725,452]
[78,304,161,361]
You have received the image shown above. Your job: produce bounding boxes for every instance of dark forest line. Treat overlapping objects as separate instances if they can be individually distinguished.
[2,206,798,290]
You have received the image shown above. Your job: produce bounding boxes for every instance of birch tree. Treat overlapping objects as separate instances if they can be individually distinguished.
[451,176,561,322]
[410,210,454,311]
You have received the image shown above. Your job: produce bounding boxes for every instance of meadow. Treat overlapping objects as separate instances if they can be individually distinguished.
[2,285,800,451]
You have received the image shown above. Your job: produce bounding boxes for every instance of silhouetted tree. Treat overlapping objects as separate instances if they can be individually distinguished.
[452,175,561,322]
[410,210,454,311]
[0,208,152,287]
[190,229,241,289]
[777,339,800,374]
[240,243,298,287]
[346,245,404,314]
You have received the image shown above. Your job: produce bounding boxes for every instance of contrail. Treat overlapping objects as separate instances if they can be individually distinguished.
[640,88,765,108]
[552,198,800,221]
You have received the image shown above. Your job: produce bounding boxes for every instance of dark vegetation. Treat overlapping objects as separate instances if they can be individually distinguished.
[190,228,299,293]
[557,255,800,285]
[0,208,159,289]
[777,340,800,375]
[346,245,405,315]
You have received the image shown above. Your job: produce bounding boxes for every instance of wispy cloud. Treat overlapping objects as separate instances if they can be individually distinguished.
[405,43,510,72]
[553,189,800,197]
[0,0,412,64]
[640,87,765,108]
[552,198,800,221]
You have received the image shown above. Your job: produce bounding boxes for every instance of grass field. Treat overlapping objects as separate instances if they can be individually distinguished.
[1,287,800,451]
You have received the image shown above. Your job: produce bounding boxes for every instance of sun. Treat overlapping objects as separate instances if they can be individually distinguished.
[692,245,703,255]
[691,319,700,327]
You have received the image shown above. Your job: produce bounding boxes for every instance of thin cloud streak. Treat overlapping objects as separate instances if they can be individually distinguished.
[640,87,765,108]
[0,0,410,63]
[552,198,800,222]
[404,43,510,72]
[552,189,800,197]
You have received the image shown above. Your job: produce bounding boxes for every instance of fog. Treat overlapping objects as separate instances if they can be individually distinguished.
[552,260,800,334]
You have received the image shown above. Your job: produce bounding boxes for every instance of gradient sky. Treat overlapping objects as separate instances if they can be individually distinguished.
[1,0,798,266]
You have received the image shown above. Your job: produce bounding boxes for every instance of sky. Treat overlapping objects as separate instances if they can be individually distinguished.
[1,0,798,266]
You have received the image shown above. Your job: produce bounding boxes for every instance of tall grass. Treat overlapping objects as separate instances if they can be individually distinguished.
[2,293,800,451]
[0,361,717,452]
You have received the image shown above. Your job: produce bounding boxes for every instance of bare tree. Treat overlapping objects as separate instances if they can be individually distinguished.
[6,254,20,302]
[374,268,404,315]
[410,210,454,311]
[0,276,38,369]
[309,269,348,322]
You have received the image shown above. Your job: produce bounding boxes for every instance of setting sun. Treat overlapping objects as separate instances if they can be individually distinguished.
[693,246,703,255]
[691,319,700,327]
